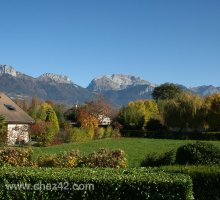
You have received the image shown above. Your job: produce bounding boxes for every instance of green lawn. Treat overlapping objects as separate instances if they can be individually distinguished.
[32,138,220,167]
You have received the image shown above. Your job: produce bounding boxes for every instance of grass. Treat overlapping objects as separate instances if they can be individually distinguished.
[32,138,220,167]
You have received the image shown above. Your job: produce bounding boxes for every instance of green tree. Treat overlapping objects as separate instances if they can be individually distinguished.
[152,83,182,101]
[163,92,205,131]
[34,102,60,145]
[31,96,39,109]
[22,97,29,112]
[28,96,40,119]
[53,104,67,125]
[205,93,220,131]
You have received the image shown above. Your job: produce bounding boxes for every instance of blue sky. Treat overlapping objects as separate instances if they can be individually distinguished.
[0,0,220,87]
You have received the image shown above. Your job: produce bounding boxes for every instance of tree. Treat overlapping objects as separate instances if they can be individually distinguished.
[53,104,67,125]
[40,103,59,131]
[64,106,78,122]
[30,120,52,146]
[31,102,60,146]
[77,107,99,128]
[31,96,39,109]
[22,97,29,112]
[117,100,159,130]
[14,97,22,108]
[0,115,7,145]
[29,96,40,119]
[117,106,145,129]
[205,93,220,131]
[163,92,205,131]
[70,97,113,129]
[152,83,182,101]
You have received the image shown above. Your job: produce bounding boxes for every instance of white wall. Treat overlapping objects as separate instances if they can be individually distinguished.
[7,124,29,145]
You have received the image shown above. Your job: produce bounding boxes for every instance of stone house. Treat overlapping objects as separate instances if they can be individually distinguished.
[0,92,34,145]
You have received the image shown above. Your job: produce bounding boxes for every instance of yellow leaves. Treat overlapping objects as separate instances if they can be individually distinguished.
[123,100,159,128]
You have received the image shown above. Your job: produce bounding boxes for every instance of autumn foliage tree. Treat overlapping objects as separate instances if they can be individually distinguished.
[31,102,59,146]
[77,106,99,129]
[76,97,113,129]
[117,100,159,130]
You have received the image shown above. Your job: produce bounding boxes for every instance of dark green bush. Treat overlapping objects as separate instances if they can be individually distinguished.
[0,148,35,167]
[141,150,176,167]
[0,166,193,200]
[176,142,220,165]
[146,117,165,131]
[161,165,220,200]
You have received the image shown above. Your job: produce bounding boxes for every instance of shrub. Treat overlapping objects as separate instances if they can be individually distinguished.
[83,148,128,168]
[58,150,82,168]
[31,120,57,146]
[37,155,59,167]
[94,127,105,139]
[161,165,220,200]
[104,126,113,138]
[176,142,220,165]
[141,150,176,167]
[37,150,81,168]
[70,128,88,142]
[59,121,73,143]
[0,167,193,200]
[69,128,95,143]
[37,149,127,168]
[86,128,94,140]
[146,117,165,131]
[0,148,34,167]
[111,128,121,138]
[51,137,64,146]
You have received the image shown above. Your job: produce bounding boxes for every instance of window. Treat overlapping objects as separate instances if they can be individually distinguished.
[4,104,16,111]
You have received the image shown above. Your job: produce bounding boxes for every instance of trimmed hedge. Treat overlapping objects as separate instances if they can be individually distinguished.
[0,148,34,167]
[0,167,193,200]
[176,142,220,165]
[37,148,128,168]
[141,150,176,167]
[160,165,220,200]
[147,131,220,140]
[122,129,220,140]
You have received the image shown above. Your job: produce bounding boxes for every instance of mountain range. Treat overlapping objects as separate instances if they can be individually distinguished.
[0,64,220,106]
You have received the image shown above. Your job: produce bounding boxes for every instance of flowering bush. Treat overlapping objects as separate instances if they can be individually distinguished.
[37,148,127,168]
[83,148,127,168]
[0,148,35,167]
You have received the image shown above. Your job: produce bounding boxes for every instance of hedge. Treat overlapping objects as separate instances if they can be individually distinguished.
[0,166,193,200]
[122,129,220,140]
[160,165,220,200]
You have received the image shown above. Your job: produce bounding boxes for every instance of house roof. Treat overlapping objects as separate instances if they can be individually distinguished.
[0,92,34,124]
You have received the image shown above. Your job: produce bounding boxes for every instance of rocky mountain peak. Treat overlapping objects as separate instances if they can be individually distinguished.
[0,65,17,77]
[88,74,155,91]
[37,73,73,84]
